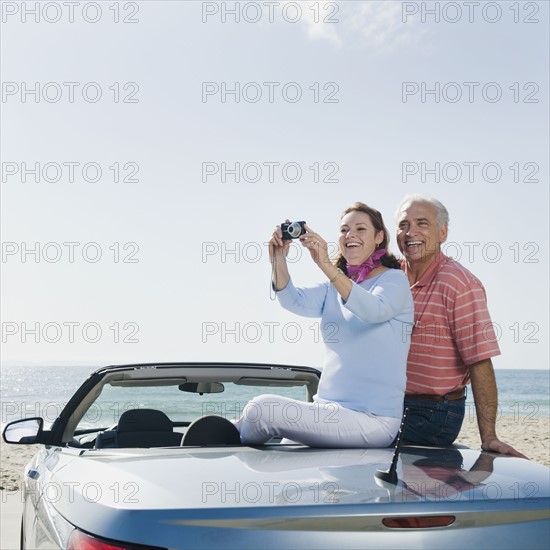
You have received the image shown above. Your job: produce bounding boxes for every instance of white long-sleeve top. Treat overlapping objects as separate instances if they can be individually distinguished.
[277,268,414,418]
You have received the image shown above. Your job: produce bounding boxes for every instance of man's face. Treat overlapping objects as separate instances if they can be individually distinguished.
[396,201,448,265]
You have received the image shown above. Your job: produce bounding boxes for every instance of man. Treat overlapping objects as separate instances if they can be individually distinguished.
[395,194,525,457]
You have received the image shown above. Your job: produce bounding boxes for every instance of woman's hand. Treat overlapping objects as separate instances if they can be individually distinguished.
[299,224,330,266]
[269,221,292,291]
[269,220,292,264]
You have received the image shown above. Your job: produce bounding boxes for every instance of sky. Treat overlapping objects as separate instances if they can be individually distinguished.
[1,0,548,371]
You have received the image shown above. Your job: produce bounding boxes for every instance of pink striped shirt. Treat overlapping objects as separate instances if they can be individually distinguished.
[405,254,501,395]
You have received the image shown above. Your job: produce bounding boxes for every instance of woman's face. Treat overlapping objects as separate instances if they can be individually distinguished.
[339,211,384,265]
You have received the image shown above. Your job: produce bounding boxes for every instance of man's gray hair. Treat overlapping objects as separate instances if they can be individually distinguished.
[395,194,450,228]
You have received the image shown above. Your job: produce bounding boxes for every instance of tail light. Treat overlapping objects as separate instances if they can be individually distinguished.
[67,529,166,550]
[382,515,456,528]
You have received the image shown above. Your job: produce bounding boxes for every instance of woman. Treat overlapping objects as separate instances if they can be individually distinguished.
[236,202,414,448]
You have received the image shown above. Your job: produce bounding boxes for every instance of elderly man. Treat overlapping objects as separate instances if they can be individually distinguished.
[395,194,525,457]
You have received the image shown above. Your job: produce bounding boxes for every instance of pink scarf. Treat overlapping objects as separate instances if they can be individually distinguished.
[346,248,387,284]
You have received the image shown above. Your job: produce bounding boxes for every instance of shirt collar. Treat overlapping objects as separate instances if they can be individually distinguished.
[403,253,447,288]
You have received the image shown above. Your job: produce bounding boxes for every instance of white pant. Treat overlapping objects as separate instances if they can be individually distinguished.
[235,394,400,448]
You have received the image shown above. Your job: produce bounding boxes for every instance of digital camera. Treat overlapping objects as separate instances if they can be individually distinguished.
[281,221,307,240]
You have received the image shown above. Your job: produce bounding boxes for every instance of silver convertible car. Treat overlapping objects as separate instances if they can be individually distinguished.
[3,362,550,550]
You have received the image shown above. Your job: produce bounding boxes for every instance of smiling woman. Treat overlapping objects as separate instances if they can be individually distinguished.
[235,203,415,448]
[335,203,403,280]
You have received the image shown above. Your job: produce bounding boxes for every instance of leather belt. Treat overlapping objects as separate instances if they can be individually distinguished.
[405,387,465,403]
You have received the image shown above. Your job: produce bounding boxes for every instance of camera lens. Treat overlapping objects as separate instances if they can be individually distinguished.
[288,222,301,238]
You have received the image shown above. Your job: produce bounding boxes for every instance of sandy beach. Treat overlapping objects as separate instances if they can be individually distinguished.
[1,442,40,492]
[454,414,550,466]
[1,416,549,493]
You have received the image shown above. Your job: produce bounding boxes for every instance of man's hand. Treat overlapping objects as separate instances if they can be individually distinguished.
[481,436,528,459]
[470,359,528,459]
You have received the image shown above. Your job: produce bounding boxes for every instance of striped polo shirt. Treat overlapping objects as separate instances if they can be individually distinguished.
[405,254,501,395]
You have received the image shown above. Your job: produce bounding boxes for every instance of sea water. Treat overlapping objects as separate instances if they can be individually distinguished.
[1,365,548,429]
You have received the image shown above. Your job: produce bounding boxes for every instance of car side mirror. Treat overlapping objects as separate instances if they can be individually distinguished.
[2,417,44,444]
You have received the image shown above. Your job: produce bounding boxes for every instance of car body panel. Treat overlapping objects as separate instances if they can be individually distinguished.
[5,363,550,550]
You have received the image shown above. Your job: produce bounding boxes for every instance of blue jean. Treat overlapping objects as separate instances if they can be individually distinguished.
[402,396,466,446]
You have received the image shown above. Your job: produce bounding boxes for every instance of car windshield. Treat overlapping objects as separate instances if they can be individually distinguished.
[75,381,307,432]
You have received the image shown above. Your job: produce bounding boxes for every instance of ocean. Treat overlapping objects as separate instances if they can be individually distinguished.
[1,365,548,429]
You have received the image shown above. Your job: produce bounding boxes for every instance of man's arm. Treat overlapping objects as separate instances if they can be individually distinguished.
[469,358,528,458]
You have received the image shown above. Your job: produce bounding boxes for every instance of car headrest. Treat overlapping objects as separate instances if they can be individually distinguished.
[182,415,241,446]
[117,408,173,433]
